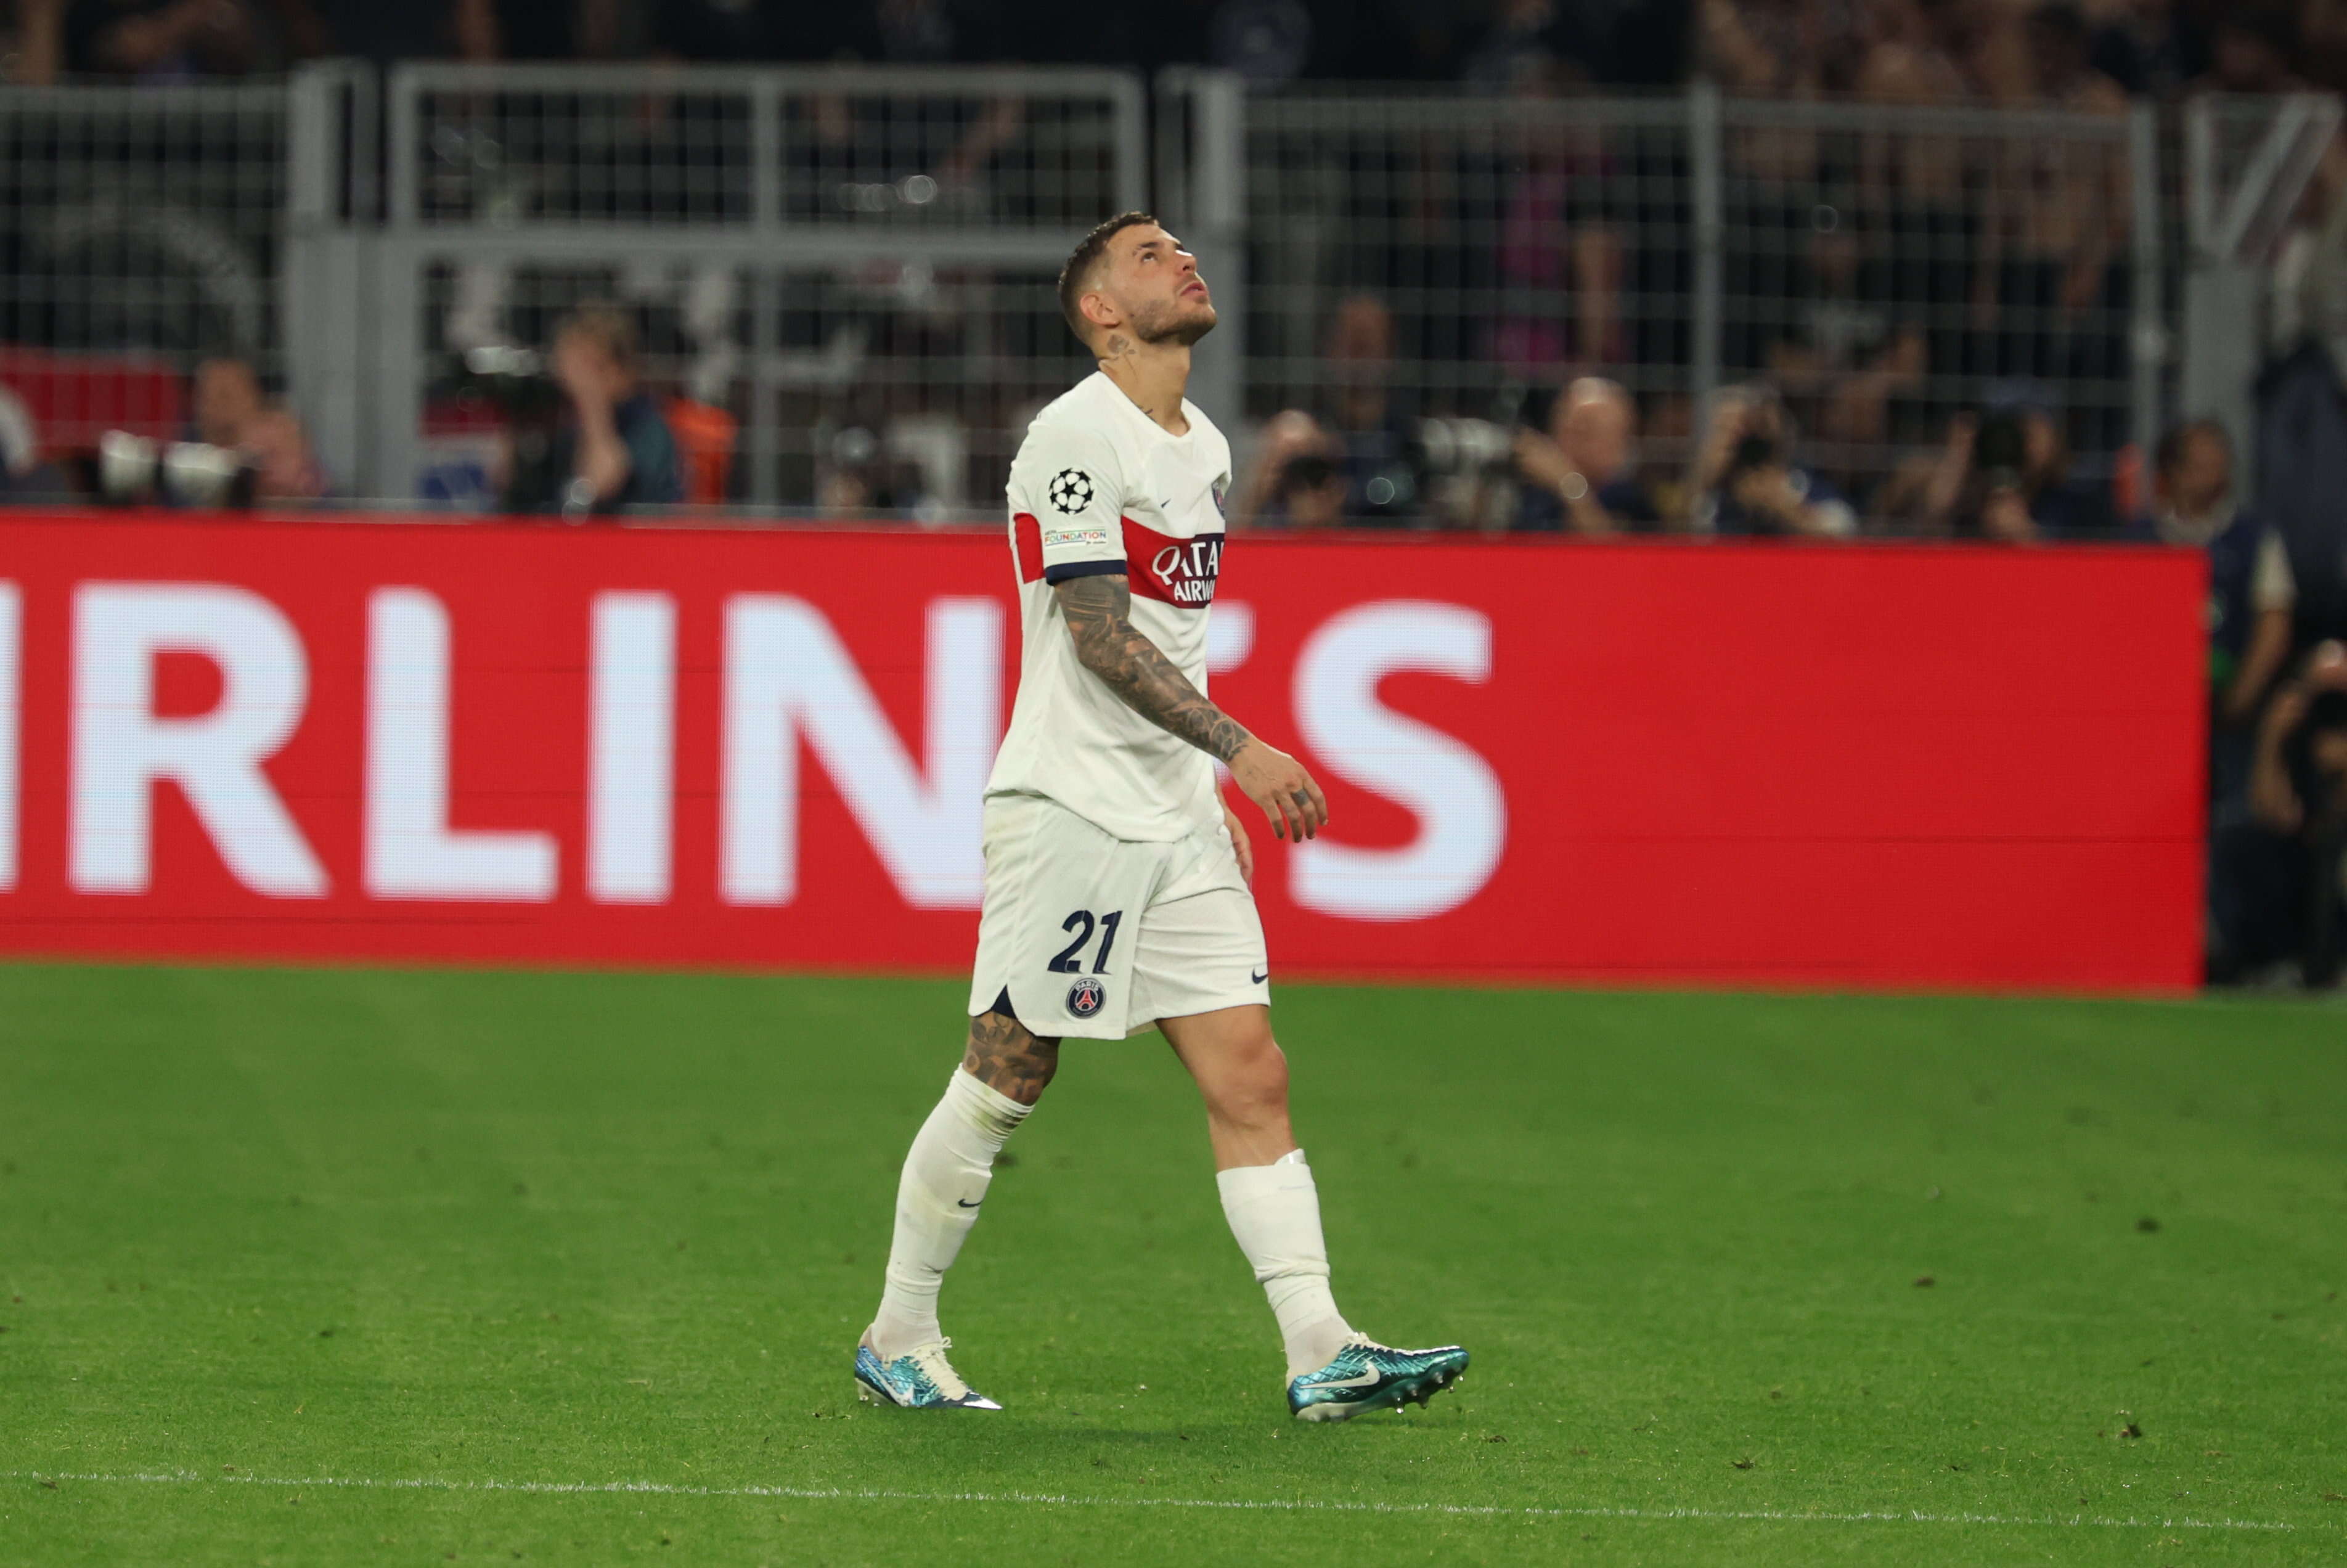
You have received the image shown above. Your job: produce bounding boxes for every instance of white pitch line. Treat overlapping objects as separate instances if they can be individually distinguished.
[7,1469,2317,1534]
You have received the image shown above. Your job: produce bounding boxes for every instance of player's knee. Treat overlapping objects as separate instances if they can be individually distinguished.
[1212,1031,1290,1127]
[963,1010,1060,1105]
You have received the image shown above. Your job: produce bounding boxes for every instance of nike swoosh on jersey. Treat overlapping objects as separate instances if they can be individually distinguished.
[1251,969,1268,984]
[957,1198,982,1208]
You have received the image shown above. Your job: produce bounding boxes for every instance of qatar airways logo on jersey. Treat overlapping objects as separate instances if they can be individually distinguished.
[1126,520,1223,610]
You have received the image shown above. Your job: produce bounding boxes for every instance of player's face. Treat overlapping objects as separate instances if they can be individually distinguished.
[1100,225,1217,347]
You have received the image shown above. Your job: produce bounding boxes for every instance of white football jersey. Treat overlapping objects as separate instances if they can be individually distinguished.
[986,370,1233,843]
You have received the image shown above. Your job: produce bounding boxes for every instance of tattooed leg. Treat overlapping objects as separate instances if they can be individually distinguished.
[962,1009,1061,1106]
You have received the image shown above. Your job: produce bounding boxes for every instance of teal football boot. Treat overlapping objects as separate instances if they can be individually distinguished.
[1287,1337,1469,1421]
[853,1334,1002,1410]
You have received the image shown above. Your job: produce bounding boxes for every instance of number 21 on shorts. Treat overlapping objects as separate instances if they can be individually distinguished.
[1048,909,1124,974]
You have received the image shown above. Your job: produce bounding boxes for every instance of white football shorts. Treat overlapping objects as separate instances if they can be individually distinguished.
[967,792,1271,1040]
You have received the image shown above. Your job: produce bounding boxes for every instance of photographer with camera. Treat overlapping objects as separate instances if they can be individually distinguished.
[1891,391,2112,542]
[192,356,327,505]
[499,304,683,519]
[2211,641,2347,986]
[1692,385,1856,539]
[1513,378,1662,535]
[1227,410,1345,531]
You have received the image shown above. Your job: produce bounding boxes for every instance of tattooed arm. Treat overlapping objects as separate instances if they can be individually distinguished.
[1055,573,1329,841]
[1056,573,1247,759]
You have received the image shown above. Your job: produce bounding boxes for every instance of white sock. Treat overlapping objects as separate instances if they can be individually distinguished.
[870,1068,1029,1361]
[1217,1148,1355,1376]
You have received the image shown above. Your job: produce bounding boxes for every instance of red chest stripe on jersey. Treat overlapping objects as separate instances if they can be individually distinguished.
[1123,517,1224,609]
[1013,512,1043,584]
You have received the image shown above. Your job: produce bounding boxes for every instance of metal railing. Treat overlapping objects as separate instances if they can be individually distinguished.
[2179,93,2344,480]
[356,63,1146,509]
[12,65,2326,529]
[1219,81,2169,521]
[0,81,293,451]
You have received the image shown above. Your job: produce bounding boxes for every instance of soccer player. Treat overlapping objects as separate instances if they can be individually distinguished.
[854,213,1468,1422]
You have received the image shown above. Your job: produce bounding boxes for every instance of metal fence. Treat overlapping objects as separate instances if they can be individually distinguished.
[349,63,1146,510]
[0,82,292,452]
[2180,92,2345,479]
[1230,83,2168,526]
[6,65,2326,529]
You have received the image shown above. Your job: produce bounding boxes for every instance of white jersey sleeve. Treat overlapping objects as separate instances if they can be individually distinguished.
[1008,425,1130,584]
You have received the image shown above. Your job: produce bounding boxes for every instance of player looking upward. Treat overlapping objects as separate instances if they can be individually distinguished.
[855,213,1469,1421]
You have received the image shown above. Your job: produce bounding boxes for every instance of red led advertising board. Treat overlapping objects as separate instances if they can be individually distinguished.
[0,513,2204,991]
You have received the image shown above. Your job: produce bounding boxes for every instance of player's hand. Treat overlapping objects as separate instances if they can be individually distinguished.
[1221,799,1255,888]
[1229,738,1328,843]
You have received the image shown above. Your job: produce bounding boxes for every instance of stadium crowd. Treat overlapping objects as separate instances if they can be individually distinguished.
[0,0,2334,96]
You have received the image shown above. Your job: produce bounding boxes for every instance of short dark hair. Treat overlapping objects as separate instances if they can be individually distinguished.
[2155,418,2229,477]
[1058,211,1159,346]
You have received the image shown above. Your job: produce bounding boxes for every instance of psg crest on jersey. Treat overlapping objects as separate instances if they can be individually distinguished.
[1065,975,1106,1018]
[1048,468,1095,513]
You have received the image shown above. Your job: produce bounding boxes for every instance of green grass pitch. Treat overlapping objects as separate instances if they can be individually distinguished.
[2,962,2342,1566]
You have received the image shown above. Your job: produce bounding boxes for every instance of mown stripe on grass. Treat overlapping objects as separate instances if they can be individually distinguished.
[10,1470,2315,1533]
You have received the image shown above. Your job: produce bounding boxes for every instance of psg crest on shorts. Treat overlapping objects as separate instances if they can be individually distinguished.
[1048,468,1095,514]
[1065,975,1106,1018]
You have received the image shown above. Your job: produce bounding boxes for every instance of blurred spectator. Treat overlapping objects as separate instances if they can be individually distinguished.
[2256,338,2347,648]
[1492,70,1626,370]
[2141,422,2296,729]
[1228,409,1345,530]
[1234,294,1425,528]
[2211,641,2347,985]
[648,0,778,60]
[1463,0,1686,86]
[500,304,680,518]
[1692,385,1857,537]
[271,0,459,64]
[1875,391,2111,539]
[1699,0,1833,114]
[191,355,328,503]
[1977,4,2129,398]
[454,0,617,61]
[1271,447,1351,529]
[2198,2,2308,92]
[63,0,261,78]
[1463,0,1577,91]
[816,423,935,515]
[1315,293,1424,519]
[1978,391,2113,539]
[2091,0,2206,97]
[788,1,1024,223]
[1512,378,1662,533]
[1764,237,1930,491]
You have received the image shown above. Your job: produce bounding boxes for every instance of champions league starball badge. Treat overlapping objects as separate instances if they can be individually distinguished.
[1065,975,1106,1018]
[1048,468,1095,514]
